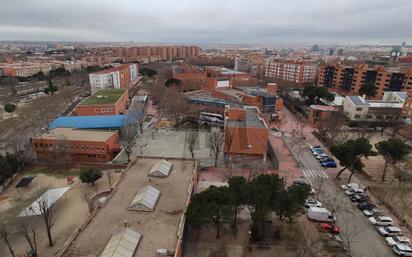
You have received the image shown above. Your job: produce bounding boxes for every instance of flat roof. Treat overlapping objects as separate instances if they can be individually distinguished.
[81,89,126,105]
[225,106,267,128]
[49,115,127,130]
[65,158,195,257]
[35,127,117,142]
[310,105,338,112]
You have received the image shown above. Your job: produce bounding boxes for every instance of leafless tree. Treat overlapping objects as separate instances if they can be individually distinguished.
[53,135,71,166]
[186,131,197,159]
[35,193,55,247]
[106,170,113,189]
[209,130,224,167]
[0,222,16,257]
[20,219,37,255]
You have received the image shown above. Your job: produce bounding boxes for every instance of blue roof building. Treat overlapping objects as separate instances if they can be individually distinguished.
[49,115,128,130]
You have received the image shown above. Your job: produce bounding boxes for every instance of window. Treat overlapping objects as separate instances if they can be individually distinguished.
[366,115,373,119]
[354,114,361,119]
[356,107,363,111]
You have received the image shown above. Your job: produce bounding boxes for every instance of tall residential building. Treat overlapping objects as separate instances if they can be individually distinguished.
[89,63,138,93]
[265,59,318,87]
[317,64,412,99]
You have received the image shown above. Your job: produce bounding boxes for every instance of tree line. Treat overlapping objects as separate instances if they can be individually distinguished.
[187,174,310,241]
[0,154,24,185]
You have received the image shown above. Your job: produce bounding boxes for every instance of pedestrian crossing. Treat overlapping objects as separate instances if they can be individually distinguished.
[302,169,329,178]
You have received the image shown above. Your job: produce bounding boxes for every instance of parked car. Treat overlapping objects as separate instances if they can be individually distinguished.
[363,208,382,217]
[393,244,412,256]
[386,236,411,247]
[271,127,279,132]
[321,160,337,168]
[319,223,341,234]
[357,202,377,211]
[319,157,334,162]
[378,226,402,237]
[345,188,365,196]
[316,154,330,159]
[307,207,336,222]
[304,199,322,208]
[369,216,393,226]
[312,148,324,155]
[309,145,321,150]
[350,194,369,203]
[293,179,315,194]
[341,183,360,191]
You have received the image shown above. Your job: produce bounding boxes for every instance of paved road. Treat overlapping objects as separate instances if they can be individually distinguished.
[275,108,396,257]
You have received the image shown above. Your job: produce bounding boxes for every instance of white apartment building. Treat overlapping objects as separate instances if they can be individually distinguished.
[265,59,318,87]
[129,63,139,82]
[89,71,121,93]
[343,92,407,121]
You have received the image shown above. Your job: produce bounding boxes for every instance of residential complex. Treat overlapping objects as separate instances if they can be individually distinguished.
[224,105,269,159]
[265,59,318,87]
[342,92,407,122]
[0,61,84,77]
[317,64,412,98]
[32,127,121,163]
[73,89,129,116]
[89,63,138,93]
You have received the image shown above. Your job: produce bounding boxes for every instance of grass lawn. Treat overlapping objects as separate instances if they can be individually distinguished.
[81,89,125,105]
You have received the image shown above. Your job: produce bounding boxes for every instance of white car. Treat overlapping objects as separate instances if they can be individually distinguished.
[341,183,359,191]
[369,216,393,226]
[345,188,365,196]
[393,244,412,256]
[316,154,329,159]
[386,236,411,247]
[378,226,402,237]
[363,208,382,217]
[304,199,322,208]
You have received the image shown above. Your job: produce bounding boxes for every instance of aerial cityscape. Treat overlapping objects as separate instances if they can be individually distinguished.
[0,1,412,257]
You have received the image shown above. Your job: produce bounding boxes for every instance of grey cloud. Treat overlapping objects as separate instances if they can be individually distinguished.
[0,0,411,44]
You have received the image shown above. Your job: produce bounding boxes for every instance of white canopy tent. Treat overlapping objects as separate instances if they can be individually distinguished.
[100,227,142,257]
[128,185,160,212]
[148,159,172,177]
[19,187,70,217]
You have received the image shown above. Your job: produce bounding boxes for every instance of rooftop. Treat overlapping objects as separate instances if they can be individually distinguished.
[81,89,126,105]
[49,115,128,129]
[347,94,405,108]
[65,158,195,257]
[310,105,338,112]
[35,127,117,142]
[93,64,131,75]
[225,106,267,128]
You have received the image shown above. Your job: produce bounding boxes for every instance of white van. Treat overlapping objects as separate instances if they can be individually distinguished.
[308,207,336,222]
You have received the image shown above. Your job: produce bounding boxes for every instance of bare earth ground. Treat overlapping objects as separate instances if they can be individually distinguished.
[0,168,120,257]
[64,158,195,257]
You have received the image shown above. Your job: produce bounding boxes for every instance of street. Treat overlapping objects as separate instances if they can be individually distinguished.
[275,108,396,257]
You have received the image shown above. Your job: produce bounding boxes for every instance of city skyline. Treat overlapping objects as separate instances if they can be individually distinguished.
[0,0,411,44]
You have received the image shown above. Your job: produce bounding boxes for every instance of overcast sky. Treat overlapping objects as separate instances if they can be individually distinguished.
[0,0,411,45]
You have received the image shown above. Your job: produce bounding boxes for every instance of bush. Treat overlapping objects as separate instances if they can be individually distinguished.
[79,167,102,186]
[348,121,359,127]
[4,103,16,113]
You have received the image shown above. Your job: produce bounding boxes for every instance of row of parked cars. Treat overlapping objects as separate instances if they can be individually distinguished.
[309,146,337,168]
[341,183,412,256]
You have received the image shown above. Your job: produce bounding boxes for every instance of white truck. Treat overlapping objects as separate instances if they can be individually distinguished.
[308,207,336,222]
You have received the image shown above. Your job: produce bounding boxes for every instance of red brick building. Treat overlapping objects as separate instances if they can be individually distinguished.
[307,105,340,129]
[32,127,120,163]
[224,106,269,158]
[74,89,129,116]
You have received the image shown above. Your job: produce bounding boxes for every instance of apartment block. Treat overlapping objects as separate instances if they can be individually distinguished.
[89,63,137,93]
[265,59,318,87]
[224,105,269,158]
[32,127,120,163]
[317,64,412,98]
[343,92,407,122]
[73,89,129,116]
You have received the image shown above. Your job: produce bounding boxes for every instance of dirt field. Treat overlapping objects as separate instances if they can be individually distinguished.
[64,158,195,257]
[0,167,120,257]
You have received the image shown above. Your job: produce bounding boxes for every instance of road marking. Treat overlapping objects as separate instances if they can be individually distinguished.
[302,169,329,178]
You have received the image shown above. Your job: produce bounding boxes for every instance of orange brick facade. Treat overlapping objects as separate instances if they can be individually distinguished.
[307,105,340,129]
[317,64,412,99]
[74,90,129,116]
[32,132,120,163]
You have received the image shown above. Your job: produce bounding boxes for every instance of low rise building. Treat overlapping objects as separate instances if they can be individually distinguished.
[307,105,341,129]
[343,92,407,122]
[73,89,129,116]
[224,105,269,159]
[32,127,120,163]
